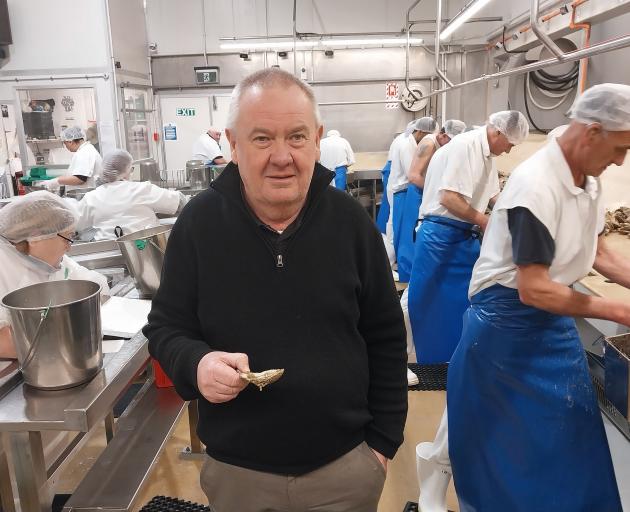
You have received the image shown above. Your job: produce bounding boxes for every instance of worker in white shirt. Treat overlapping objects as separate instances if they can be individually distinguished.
[378,121,417,264]
[408,111,529,364]
[192,128,227,165]
[397,119,466,283]
[45,126,102,191]
[319,130,355,190]
[76,149,187,240]
[386,117,437,265]
[448,84,630,512]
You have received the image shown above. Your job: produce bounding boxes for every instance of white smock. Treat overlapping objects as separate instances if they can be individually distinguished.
[76,180,182,240]
[319,133,355,175]
[469,137,605,297]
[420,127,498,222]
[192,133,223,163]
[0,241,109,331]
[66,141,102,190]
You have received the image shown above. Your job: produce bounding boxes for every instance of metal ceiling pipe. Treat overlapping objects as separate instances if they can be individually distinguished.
[405,0,425,99]
[486,0,567,41]
[424,33,630,99]
[435,0,454,87]
[530,0,565,60]
[293,0,298,76]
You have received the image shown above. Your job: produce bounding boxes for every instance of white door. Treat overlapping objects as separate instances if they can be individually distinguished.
[160,96,212,172]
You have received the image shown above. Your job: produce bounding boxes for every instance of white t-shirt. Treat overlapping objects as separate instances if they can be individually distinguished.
[420,127,498,221]
[0,243,109,330]
[192,133,223,163]
[67,141,102,189]
[388,133,417,194]
[319,134,355,172]
[76,180,182,240]
[469,138,605,297]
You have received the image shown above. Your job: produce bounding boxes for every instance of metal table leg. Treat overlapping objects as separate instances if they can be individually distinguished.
[180,400,204,459]
[5,431,50,512]
[0,434,16,512]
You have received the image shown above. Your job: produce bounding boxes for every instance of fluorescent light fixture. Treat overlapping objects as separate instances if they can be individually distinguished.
[220,41,318,50]
[321,38,424,46]
[440,0,493,41]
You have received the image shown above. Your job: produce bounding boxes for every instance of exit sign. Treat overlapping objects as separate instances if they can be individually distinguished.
[176,108,196,116]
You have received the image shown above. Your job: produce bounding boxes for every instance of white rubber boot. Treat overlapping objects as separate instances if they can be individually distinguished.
[416,408,451,512]
[416,442,452,512]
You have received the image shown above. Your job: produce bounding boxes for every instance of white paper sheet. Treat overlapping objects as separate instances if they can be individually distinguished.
[101,296,152,338]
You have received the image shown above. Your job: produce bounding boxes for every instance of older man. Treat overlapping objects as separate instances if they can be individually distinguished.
[397,119,466,283]
[319,129,355,190]
[192,127,227,165]
[448,83,630,512]
[408,111,528,364]
[144,68,407,512]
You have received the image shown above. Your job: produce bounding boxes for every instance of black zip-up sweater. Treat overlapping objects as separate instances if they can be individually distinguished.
[144,162,407,475]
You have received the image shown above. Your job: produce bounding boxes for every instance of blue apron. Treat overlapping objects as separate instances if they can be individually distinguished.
[448,284,622,512]
[376,161,391,233]
[392,190,407,256]
[396,184,422,283]
[333,165,348,190]
[408,216,480,363]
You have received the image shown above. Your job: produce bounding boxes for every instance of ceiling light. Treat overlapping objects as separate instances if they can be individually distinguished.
[321,38,424,47]
[220,41,318,51]
[440,0,493,41]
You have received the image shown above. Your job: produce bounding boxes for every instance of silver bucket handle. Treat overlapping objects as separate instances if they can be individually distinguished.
[18,301,52,372]
[148,239,165,255]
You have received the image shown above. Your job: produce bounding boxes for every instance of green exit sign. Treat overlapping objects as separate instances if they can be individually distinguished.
[176,108,196,116]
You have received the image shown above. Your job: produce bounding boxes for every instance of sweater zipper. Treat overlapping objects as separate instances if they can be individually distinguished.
[276,254,284,268]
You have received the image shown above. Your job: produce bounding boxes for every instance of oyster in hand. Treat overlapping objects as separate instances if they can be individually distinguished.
[239,369,284,391]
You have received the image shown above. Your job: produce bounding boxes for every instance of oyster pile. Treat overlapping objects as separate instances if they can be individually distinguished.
[604,207,630,236]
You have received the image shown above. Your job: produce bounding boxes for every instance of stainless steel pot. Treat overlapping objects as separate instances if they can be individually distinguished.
[2,280,103,390]
[116,225,171,297]
[186,159,208,190]
[139,159,160,182]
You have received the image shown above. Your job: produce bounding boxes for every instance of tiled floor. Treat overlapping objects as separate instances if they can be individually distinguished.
[56,389,459,512]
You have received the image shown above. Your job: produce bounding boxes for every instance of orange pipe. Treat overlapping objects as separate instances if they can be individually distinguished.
[570,0,591,93]
[488,0,589,50]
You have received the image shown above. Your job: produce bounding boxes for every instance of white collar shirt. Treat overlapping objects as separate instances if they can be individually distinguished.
[469,138,605,297]
[420,127,497,221]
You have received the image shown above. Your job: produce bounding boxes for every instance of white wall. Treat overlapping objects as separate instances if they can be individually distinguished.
[2,0,110,73]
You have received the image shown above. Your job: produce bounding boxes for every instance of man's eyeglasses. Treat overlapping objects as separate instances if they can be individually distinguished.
[57,233,76,244]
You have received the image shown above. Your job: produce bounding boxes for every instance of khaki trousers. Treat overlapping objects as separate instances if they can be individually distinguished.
[200,442,386,512]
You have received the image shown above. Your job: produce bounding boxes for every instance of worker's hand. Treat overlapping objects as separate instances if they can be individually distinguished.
[44,178,60,191]
[371,448,388,472]
[196,351,250,404]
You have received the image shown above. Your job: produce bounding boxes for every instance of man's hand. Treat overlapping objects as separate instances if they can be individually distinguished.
[371,448,388,472]
[197,351,250,403]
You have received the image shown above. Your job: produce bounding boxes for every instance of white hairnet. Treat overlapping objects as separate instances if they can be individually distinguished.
[569,83,630,131]
[327,130,340,137]
[101,149,133,183]
[443,119,467,138]
[0,191,77,243]
[404,120,417,135]
[61,126,85,141]
[414,117,437,133]
[488,110,529,145]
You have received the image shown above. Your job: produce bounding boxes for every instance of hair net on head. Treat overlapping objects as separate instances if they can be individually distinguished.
[327,129,340,137]
[443,119,467,138]
[404,120,417,135]
[61,126,85,141]
[0,191,77,243]
[101,149,133,183]
[414,117,437,133]
[488,110,529,145]
[569,83,630,131]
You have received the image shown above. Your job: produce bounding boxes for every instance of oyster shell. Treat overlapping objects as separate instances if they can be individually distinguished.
[239,369,284,391]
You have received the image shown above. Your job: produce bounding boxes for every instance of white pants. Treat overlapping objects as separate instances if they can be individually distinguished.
[400,287,416,359]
